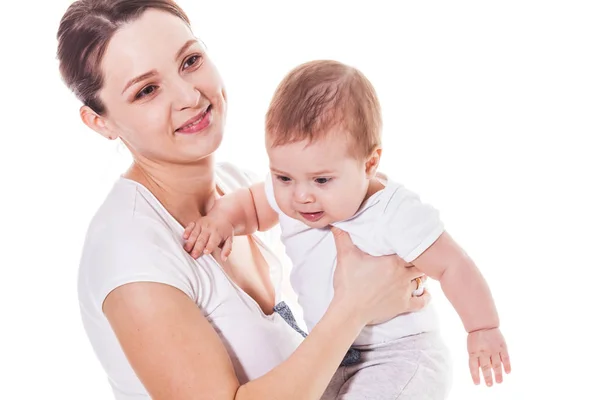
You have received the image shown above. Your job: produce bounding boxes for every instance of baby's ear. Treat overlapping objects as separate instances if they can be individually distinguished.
[365,148,382,178]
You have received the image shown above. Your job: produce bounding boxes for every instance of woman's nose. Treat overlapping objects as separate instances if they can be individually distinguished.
[172,79,201,111]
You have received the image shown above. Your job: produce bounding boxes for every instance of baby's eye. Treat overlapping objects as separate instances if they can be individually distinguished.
[315,178,331,185]
[276,175,291,182]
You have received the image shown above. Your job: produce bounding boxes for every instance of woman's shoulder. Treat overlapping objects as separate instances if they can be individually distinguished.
[78,178,198,311]
[87,177,176,230]
[215,161,263,191]
[80,179,178,264]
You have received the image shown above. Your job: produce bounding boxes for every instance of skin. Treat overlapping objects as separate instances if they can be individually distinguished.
[77,9,429,400]
[186,130,512,386]
[267,130,382,229]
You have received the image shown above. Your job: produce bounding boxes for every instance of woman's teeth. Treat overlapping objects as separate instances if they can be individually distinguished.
[182,109,208,129]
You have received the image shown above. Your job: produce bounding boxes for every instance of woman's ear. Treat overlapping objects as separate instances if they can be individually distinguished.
[365,148,382,178]
[80,106,118,140]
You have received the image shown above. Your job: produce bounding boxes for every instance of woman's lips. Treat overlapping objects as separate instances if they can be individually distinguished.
[176,105,212,134]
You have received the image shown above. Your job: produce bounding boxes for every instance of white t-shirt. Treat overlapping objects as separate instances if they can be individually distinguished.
[265,173,445,346]
[78,163,303,400]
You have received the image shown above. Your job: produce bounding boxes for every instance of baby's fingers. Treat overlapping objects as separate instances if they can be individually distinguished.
[191,230,211,258]
[469,355,480,385]
[479,355,493,387]
[501,348,511,374]
[184,222,202,252]
[203,232,223,256]
[221,237,233,261]
[183,222,195,240]
[491,353,503,384]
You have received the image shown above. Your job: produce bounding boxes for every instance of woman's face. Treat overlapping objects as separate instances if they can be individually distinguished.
[93,9,226,164]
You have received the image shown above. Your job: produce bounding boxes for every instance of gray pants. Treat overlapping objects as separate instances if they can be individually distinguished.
[321,331,452,400]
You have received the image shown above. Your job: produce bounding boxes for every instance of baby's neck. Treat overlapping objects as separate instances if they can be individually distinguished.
[346,177,386,220]
[364,176,386,201]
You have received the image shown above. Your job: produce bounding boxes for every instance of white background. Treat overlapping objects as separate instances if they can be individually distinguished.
[1,0,599,398]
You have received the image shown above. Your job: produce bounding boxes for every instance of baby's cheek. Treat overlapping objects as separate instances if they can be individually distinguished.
[273,189,286,206]
[274,190,293,215]
[328,194,359,221]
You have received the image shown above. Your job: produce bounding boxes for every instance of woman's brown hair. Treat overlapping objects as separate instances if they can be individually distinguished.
[56,0,190,114]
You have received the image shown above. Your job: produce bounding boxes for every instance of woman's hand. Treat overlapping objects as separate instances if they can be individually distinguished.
[330,227,430,326]
[102,228,431,400]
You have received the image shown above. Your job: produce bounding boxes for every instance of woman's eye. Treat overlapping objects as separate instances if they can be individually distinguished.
[315,178,330,184]
[183,55,201,69]
[135,85,157,99]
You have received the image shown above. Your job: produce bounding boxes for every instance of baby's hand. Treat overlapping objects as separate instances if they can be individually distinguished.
[467,327,511,387]
[183,215,234,261]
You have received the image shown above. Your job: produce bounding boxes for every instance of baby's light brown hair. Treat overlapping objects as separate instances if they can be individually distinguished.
[265,60,382,158]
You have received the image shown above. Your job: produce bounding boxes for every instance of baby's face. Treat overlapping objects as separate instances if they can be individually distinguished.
[267,132,372,228]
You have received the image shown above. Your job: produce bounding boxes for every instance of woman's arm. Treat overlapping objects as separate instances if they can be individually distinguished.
[105,282,364,400]
[104,229,429,400]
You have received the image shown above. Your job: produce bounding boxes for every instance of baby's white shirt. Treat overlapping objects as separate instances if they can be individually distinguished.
[265,173,445,345]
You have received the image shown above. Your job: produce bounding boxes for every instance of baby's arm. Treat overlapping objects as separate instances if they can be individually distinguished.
[411,232,511,386]
[215,182,279,234]
[250,183,280,231]
[411,232,498,332]
[183,183,279,259]
[380,184,510,386]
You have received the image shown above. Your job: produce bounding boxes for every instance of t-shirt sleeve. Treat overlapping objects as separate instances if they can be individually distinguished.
[380,185,445,262]
[80,218,199,312]
[216,161,260,188]
[263,171,284,214]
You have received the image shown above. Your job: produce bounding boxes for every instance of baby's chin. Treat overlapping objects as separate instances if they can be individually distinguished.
[291,211,352,230]
[303,219,334,230]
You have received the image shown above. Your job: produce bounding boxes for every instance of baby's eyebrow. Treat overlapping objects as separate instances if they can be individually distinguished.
[270,167,336,177]
[270,168,289,175]
[308,170,335,176]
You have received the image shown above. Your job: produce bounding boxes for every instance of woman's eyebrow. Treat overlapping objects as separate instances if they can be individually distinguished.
[122,70,158,94]
[175,39,198,60]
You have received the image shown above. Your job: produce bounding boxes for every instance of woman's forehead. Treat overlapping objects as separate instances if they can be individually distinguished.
[101,9,196,90]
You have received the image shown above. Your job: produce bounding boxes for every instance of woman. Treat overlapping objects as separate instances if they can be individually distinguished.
[57,1,430,399]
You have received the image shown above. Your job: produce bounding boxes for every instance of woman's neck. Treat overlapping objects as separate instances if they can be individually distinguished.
[124,156,219,227]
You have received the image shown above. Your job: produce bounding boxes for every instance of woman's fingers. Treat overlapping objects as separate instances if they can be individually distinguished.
[407,289,431,312]
[330,227,356,256]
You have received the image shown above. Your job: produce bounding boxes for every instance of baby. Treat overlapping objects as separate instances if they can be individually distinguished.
[183,60,510,399]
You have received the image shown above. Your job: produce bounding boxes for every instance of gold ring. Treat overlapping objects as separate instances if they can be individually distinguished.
[414,276,422,291]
